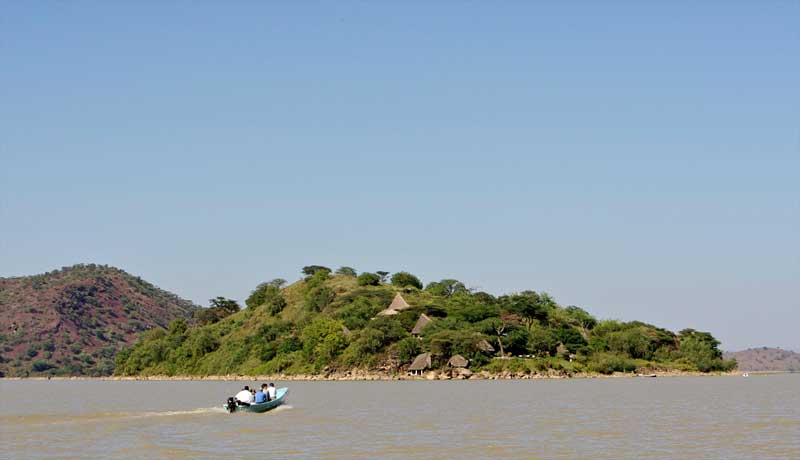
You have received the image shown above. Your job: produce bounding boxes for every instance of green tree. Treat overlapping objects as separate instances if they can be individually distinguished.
[245,283,269,309]
[209,297,240,315]
[301,317,348,365]
[501,291,554,330]
[677,329,730,371]
[247,282,287,314]
[357,272,381,286]
[270,278,287,288]
[425,330,487,363]
[195,297,241,325]
[391,271,423,289]
[336,266,358,277]
[425,279,467,297]
[527,324,558,355]
[394,337,421,364]
[302,265,331,277]
[563,306,598,331]
[449,296,500,323]
[342,328,384,365]
[263,286,287,315]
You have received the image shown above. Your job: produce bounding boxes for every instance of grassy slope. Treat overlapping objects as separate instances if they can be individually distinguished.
[116,273,734,377]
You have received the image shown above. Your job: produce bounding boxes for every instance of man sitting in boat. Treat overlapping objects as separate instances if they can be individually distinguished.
[235,385,254,406]
[267,383,277,401]
[254,384,268,403]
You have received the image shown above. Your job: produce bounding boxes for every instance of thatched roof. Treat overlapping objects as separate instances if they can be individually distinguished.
[389,293,410,310]
[477,339,495,353]
[377,293,412,316]
[448,354,469,368]
[408,352,432,371]
[411,313,432,335]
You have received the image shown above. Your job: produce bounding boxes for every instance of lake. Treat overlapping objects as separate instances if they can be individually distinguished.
[1,375,798,459]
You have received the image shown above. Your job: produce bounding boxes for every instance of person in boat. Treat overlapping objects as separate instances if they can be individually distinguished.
[235,385,254,406]
[267,383,277,401]
[254,384,268,404]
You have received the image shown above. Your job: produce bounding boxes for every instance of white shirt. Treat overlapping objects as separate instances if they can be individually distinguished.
[235,389,254,403]
[267,386,277,399]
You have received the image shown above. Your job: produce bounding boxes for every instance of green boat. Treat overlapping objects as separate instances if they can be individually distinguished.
[225,387,288,413]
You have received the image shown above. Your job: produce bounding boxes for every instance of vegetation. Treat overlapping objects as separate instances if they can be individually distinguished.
[115,268,735,377]
[0,263,199,377]
[391,271,423,290]
[357,272,381,286]
[195,297,241,326]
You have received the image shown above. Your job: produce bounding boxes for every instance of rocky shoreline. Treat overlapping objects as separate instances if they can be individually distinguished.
[4,369,741,381]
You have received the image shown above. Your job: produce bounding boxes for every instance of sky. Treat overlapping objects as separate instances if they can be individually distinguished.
[1,2,798,351]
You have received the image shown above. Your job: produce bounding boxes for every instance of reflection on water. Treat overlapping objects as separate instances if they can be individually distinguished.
[1,375,798,460]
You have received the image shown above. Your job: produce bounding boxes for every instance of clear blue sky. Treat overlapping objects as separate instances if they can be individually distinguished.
[2,2,798,351]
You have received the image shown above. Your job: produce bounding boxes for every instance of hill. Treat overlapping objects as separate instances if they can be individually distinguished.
[723,347,800,372]
[0,264,200,377]
[115,266,735,378]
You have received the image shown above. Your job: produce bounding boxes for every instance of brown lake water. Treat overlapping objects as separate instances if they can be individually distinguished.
[1,375,798,459]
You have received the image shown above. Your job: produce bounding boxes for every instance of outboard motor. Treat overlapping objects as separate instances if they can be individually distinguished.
[226,397,237,413]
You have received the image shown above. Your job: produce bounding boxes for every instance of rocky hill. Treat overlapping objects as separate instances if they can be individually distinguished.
[723,347,800,372]
[0,264,200,377]
[115,266,735,378]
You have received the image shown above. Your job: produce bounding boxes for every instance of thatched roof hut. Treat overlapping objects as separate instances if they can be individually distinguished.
[411,313,432,336]
[377,293,412,316]
[408,352,432,374]
[448,354,469,368]
[477,339,495,353]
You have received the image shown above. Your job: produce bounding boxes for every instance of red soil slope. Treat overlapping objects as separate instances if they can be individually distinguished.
[0,264,199,377]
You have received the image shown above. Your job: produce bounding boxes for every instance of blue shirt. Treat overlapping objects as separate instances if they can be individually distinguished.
[254,390,267,403]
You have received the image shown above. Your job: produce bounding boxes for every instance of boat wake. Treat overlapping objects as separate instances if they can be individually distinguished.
[139,406,228,417]
[6,406,228,427]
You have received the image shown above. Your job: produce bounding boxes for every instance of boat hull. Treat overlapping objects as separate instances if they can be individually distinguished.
[226,387,288,413]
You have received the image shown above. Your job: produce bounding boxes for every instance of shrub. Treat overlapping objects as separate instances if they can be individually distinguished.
[300,317,348,364]
[336,297,383,330]
[587,353,637,374]
[394,337,421,364]
[342,328,385,365]
[31,360,55,372]
[26,346,38,358]
[306,286,334,312]
[482,359,507,374]
[507,358,529,375]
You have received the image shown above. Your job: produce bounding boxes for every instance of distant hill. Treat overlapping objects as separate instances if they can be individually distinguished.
[724,347,800,372]
[0,264,200,377]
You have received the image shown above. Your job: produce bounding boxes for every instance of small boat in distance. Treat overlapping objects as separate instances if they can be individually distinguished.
[225,387,289,413]
[636,373,657,378]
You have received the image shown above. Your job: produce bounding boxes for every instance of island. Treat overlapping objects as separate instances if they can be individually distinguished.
[113,265,735,379]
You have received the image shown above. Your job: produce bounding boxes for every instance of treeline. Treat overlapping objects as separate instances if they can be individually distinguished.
[115,266,735,377]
